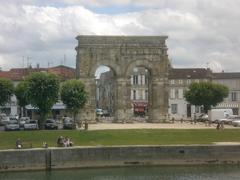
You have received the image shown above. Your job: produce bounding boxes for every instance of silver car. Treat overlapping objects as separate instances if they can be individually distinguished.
[24,120,39,130]
[19,117,30,127]
[232,120,240,127]
[5,120,20,131]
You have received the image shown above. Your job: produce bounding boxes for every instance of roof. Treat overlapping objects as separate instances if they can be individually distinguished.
[169,68,212,79]
[213,72,240,79]
[0,65,75,81]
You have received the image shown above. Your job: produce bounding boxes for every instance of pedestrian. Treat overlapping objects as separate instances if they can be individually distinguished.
[16,138,22,149]
[216,122,220,130]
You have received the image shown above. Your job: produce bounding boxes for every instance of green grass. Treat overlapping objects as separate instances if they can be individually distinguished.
[1,129,240,150]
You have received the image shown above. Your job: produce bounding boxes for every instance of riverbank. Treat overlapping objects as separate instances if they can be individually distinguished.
[1,145,240,172]
[1,128,240,149]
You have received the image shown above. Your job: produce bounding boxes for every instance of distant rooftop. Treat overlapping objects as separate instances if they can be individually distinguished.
[0,65,75,81]
[213,72,240,79]
[169,68,212,79]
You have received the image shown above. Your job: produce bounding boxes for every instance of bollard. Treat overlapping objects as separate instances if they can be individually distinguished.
[85,122,88,130]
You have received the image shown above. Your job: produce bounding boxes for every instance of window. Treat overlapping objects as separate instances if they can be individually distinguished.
[231,92,237,101]
[170,89,175,99]
[170,80,175,85]
[195,106,201,113]
[133,75,138,85]
[175,89,179,99]
[178,79,183,84]
[171,104,178,114]
[178,88,183,99]
[187,79,191,85]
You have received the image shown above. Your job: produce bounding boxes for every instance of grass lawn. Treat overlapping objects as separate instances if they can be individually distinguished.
[1,129,240,150]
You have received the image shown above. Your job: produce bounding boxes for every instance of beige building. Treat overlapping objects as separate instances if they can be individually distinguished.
[168,68,212,120]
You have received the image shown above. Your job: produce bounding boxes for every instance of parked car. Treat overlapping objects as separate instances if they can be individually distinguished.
[232,118,240,127]
[217,116,240,125]
[63,117,76,129]
[4,120,20,131]
[197,113,208,122]
[0,116,10,126]
[44,119,58,130]
[24,120,38,130]
[96,109,103,117]
[19,117,30,128]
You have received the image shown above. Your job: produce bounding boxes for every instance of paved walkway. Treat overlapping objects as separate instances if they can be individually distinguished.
[86,121,238,130]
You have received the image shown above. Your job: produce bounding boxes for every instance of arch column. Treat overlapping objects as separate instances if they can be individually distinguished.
[148,76,169,122]
[114,77,132,123]
[77,77,96,123]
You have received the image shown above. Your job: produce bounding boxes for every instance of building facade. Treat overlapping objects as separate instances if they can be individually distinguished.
[212,72,240,115]
[168,68,240,120]
[0,65,75,117]
[168,68,212,120]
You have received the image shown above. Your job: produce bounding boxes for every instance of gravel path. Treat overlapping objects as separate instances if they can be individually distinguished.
[86,121,237,130]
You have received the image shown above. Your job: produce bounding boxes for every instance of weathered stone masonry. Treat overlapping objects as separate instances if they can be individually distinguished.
[75,36,169,123]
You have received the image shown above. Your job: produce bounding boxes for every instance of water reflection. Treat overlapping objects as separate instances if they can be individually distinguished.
[1,165,240,180]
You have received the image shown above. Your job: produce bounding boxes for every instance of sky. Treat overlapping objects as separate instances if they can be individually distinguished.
[0,0,240,72]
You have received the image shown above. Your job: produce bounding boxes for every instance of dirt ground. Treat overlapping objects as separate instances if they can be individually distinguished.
[86,121,238,131]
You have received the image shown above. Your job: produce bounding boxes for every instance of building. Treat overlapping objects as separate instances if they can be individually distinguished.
[0,65,75,117]
[168,68,212,120]
[130,67,149,117]
[212,72,240,115]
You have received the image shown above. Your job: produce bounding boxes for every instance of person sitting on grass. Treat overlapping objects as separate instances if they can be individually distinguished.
[57,136,64,147]
[16,138,22,149]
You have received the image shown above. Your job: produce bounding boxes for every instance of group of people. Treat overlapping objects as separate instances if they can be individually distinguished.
[57,136,74,147]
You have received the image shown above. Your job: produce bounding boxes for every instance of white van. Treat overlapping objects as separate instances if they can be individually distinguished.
[208,109,233,122]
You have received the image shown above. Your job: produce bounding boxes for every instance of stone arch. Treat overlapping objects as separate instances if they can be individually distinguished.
[76,35,169,123]
[89,61,120,78]
[125,59,153,78]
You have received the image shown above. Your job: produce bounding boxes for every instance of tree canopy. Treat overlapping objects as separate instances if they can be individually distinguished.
[0,78,14,106]
[184,82,229,112]
[25,72,60,127]
[15,81,29,116]
[60,79,87,122]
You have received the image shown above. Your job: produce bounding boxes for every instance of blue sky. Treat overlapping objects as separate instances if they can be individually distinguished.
[0,0,240,72]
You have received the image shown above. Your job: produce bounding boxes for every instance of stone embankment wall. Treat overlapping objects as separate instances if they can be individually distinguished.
[1,145,240,172]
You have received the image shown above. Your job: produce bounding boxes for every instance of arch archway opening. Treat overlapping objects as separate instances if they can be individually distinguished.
[129,66,150,121]
[95,65,116,122]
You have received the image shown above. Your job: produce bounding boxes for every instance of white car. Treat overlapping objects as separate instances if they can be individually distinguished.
[19,117,30,127]
[232,120,240,127]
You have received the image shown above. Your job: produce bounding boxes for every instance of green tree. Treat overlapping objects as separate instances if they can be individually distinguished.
[25,72,60,128]
[0,78,14,107]
[60,79,87,123]
[15,81,29,117]
[184,82,229,113]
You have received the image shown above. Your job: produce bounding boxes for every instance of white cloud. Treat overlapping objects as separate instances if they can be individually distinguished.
[0,1,240,73]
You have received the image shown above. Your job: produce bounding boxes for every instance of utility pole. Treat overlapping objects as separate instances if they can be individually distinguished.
[22,56,25,68]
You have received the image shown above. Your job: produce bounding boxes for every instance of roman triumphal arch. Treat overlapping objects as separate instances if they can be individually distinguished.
[75,35,169,123]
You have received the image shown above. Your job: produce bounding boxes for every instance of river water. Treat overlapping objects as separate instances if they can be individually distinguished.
[0,165,240,180]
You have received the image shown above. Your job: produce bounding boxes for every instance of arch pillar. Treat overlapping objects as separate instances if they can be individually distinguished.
[148,76,169,122]
[114,77,133,123]
[77,77,96,123]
